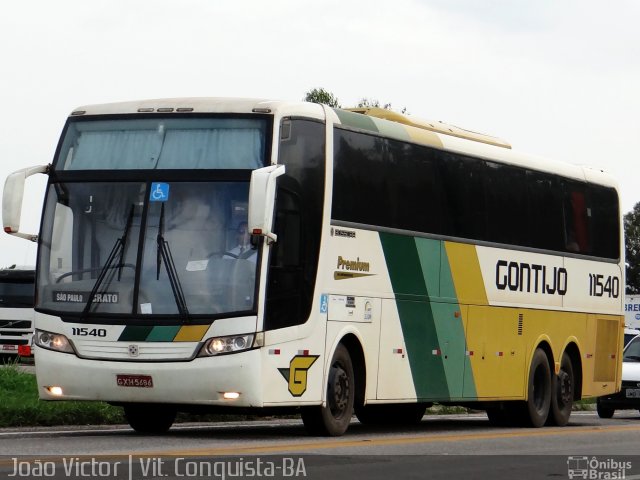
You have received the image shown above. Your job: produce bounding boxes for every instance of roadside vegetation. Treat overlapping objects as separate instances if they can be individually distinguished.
[0,361,124,427]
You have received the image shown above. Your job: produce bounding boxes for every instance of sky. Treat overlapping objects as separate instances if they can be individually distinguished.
[1,0,639,267]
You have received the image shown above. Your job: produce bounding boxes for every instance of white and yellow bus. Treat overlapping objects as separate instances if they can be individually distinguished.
[2,98,624,435]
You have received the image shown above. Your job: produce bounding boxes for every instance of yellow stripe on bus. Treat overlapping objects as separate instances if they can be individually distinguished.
[444,242,488,306]
[173,325,210,342]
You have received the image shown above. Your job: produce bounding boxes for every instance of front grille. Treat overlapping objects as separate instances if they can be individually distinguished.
[0,339,28,346]
[0,321,31,329]
[73,339,200,361]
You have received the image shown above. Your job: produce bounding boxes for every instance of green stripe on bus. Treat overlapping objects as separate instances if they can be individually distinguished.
[333,109,380,134]
[369,116,412,143]
[146,325,182,342]
[415,238,469,398]
[380,233,450,399]
[118,326,154,342]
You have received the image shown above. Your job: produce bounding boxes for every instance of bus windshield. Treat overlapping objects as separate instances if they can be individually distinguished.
[38,181,258,317]
[36,115,270,318]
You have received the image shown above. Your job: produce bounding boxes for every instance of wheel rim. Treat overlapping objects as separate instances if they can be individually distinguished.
[557,369,572,407]
[328,362,350,419]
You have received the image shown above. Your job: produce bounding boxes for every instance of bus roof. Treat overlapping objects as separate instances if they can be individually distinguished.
[67,97,619,191]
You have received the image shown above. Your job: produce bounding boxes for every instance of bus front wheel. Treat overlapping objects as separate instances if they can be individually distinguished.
[301,344,354,436]
[123,404,177,434]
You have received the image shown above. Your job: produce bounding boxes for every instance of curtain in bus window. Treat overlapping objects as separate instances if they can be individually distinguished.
[572,192,589,252]
[64,120,265,170]
[156,129,264,169]
[70,130,163,169]
[564,185,590,254]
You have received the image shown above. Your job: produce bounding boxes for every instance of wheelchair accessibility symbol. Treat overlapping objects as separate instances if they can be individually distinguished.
[150,183,170,202]
[320,294,328,314]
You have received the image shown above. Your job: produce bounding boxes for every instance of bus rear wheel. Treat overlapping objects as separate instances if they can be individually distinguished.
[547,352,574,426]
[519,348,551,427]
[301,344,354,436]
[123,404,177,434]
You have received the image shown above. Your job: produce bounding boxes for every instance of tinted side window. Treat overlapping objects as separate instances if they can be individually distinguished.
[484,162,527,245]
[333,129,446,234]
[332,129,386,227]
[439,153,486,240]
[590,185,620,259]
[332,127,619,259]
[526,171,563,251]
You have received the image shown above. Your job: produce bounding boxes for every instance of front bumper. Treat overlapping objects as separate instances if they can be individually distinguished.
[35,345,263,407]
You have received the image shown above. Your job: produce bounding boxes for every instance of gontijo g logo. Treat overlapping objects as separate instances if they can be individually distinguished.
[278,355,319,397]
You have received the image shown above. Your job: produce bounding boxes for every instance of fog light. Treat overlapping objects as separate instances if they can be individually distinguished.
[223,392,240,400]
[46,386,63,396]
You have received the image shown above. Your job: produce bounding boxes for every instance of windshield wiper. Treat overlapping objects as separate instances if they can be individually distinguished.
[82,205,134,316]
[156,203,190,319]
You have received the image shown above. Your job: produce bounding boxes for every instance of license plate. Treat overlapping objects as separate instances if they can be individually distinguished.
[116,374,153,388]
[2,345,18,351]
[625,388,640,398]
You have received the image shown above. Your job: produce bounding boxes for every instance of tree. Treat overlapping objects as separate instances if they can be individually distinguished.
[625,202,640,294]
[357,98,407,114]
[303,88,341,108]
[303,88,408,114]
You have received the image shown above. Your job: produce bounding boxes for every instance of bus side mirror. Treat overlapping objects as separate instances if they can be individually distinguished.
[248,164,286,244]
[3,165,49,242]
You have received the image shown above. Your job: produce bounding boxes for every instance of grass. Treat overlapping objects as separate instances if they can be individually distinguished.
[0,363,125,427]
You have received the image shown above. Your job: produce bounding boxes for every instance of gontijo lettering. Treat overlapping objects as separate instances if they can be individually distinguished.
[495,260,568,296]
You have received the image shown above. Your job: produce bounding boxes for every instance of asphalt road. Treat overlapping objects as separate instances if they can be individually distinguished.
[1,411,640,479]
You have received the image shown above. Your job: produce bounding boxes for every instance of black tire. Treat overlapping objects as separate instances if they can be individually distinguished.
[547,352,574,426]
[596,400,614,419]
[301,344,354,436]
[123,404,177,434]
[355,403,427,425]
[519,348,551,427]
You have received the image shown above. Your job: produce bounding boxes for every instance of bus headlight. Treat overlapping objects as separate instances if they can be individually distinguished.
[198,334,255,357]
[34,329,75,354]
